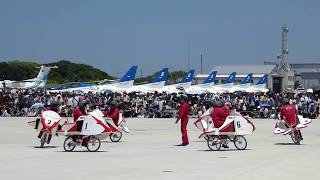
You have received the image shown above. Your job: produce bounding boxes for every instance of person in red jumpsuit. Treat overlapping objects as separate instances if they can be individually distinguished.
[211,100,231,129]
[211,99,232,148]
[103,103,120,126]
[175,96,189,146]
[72,100,89,146]
[73,100,88,123]
[280,98,303,140]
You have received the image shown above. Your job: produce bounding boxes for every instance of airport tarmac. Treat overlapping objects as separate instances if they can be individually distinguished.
[0,117,319,180]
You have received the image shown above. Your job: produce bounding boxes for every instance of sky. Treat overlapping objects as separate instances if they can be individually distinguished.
[0,0,319,77]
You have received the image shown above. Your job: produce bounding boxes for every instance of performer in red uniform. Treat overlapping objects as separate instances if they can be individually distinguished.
[175,96,189,146]
[103,103,120,126]
[280,98,303,140]
[73,100,88,123]
[72,100,89,146]
[211,100,231,129]
[211,100,232,148]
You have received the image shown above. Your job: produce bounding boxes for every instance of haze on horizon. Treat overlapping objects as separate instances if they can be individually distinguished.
[0,0,319,77]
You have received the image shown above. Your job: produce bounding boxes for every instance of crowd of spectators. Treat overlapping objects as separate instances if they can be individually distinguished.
[0,89,319,119]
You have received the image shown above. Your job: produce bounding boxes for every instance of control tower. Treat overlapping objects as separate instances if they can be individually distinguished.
[272,25,295,92]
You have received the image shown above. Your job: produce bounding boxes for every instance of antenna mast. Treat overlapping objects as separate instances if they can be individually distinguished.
[277,25,291,72]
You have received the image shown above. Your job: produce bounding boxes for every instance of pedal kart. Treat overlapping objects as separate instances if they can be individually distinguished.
[273,115,312,145]
[28,110,66,148]
[57,110,113,152]
[87,110,130,142]
[194,108,255,151]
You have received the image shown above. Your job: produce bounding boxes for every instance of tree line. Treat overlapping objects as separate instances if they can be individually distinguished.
[0,60,187,85]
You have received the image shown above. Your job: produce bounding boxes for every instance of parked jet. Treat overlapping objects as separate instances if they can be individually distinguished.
[125,68,169,93]
[95,65,138,93]
[159,69,196,93]
[0,65,57,89]
[48,66,138,93]
[207,72,237,93]
[246,74,269,93]
[185,71,217,94]
[47,82,96,93]
[227,73,253,93]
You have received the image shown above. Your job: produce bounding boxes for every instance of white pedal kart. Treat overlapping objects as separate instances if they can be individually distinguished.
[57,109,112,152]
[88,109,130,142]
[273,115,312,145]
[28,110,67,148]
[58,109,130,152]
[194,108,256,151]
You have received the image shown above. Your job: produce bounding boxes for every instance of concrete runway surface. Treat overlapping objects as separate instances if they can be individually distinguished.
[0,117,319,180]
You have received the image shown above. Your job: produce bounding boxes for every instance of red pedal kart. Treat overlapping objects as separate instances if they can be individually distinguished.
[194,108,255,151]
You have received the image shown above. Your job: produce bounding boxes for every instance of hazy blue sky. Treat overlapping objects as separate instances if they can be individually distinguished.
[0,0,319,77]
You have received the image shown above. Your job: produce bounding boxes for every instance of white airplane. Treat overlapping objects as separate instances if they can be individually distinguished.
[207,72,237,93]
[95,65,138,93]
[245,74,269,93]
[47,82,97,93]
[125,68,169,93]
[185,71,217,94]
[159,69,196,93]
[226,73,254,93]
[0,65,57,89]
[48,66,138,94]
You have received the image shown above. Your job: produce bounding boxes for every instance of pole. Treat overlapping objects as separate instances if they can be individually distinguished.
[200,53,203,74]
[187,39,190,71]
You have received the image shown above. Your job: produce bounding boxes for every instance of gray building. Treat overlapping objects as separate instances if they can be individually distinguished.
[264,62,320,90]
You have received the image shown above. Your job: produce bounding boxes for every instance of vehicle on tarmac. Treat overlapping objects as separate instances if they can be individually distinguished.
[194,108,255,151]
[273,115,312,145]
[88,109,130,142]
[57,109,129,152]
[28,110,66,148]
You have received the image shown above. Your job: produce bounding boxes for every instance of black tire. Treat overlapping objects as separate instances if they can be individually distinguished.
[86,136,101,152]
[109,132,122,142]
[207,135,222,151]
[291,130,301,145]
[63,136,76,152]
[40,132,47,148]
[234,135,247,150]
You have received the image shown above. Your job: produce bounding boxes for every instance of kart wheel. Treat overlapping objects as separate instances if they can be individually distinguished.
[63,136,76,152]
[207,136,222,151]
[109,132,122,142]
[86,136,101,152]
[40,132,47,148]
[234,135,247,150]
[291,130,301,145]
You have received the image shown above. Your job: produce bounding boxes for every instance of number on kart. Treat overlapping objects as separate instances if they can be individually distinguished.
[237,121,241,128]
